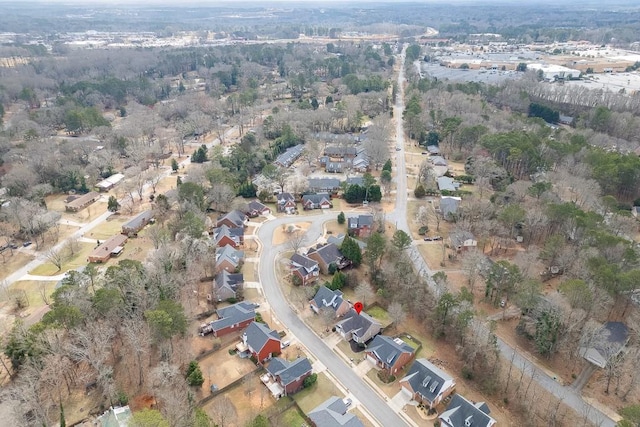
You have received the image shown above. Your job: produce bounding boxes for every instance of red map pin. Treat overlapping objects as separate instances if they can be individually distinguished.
[354,301,363,315]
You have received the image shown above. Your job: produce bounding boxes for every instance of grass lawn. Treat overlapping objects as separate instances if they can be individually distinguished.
[29,242,94,276]
[352,408,377,427]
[336,340,366,364]
[4,280,56,313]
[325,219,346,236]
[294,372,343,413]
[243,261,257,282]
[85,217,127,240]
[0,252,35,281]
[274,406,307,426]
[365,305,392,329]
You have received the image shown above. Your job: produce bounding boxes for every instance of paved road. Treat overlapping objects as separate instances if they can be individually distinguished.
[257,213,410,427]
[388,45,616,427]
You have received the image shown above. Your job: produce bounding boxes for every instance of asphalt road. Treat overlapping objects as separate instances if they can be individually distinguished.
[257,213,410,427]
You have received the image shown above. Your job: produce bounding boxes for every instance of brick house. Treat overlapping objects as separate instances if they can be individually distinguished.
[439,394,496,427]
[216,210,248,229]
[347,214,374,238]
[306,243,350,274]
[121,210,154,236]
[262,357,313,398]
[276,193,297,213]
[237,322,281,364]
[309,285,351,317]
[365,335,415,375]
[212,225,244,248]
[208,302,256,338]
[335,309,381,343]
[399,358,456,409]
[290,253,320,285]
[302,193,332,210]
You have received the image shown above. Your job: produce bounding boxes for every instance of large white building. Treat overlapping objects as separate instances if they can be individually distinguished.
[528,64,581,81]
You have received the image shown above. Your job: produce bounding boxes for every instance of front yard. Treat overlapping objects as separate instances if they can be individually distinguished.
[293,371,344,413]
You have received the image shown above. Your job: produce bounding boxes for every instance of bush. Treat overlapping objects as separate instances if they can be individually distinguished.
[461,366,473,380]
[117,391,129,406]
[337,211,346,225]
[418,226,428,235]
[186,361,204,386]
[226,297,238,304]
[328,263,337,275]
[303,373,318,388]
[414,184,426,198]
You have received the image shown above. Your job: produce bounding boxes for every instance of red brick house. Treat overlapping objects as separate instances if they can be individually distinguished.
[306,243,350,274]
[237,322,281,364]
[290,253,320,285]
[262,357,313,398]
[207,302,256,337]
[276,193,297,213]
[212,225,244,248]
[348,214,374,238]
[216,210,248,229]
[365,335,415,375]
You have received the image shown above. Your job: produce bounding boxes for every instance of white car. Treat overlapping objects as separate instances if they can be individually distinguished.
[343,398,352,407]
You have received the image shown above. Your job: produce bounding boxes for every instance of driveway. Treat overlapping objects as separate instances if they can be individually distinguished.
[389,389,413,412]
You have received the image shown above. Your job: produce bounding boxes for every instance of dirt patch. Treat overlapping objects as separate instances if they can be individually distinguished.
[0,251,35,280]
[272,222,311,246]
[129,394,156,412]
[198,343,257,392]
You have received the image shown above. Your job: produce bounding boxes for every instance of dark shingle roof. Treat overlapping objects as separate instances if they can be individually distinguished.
[248,200,269,213]
[213,225,244,244]
[214,270,243,295]
[266,357,312,386]
[291,253,319,272]
[308,396,364,427]
[217,210,247,228]
[244,321,280,352]
[123,210,153,231]
[277,192,295,203]
[348,214,373,229]
[439,394,495,427]
[311,286,346,312]
[211,302,256,331]
[401,358,454,404]
[216,245,244,267]
[366,335,414,367]
[302,193,332,206]
[336,309,381,338]
[307,243,343,265]
[308,178,341,191]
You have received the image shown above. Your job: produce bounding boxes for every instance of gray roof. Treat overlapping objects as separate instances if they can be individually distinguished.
[308,242,343,265]
[450,230,475,248]
[437,176,460,192]
[400,358,454,404]
[244,321,280,352]
[439,394,495,427]
[217,209,247,228]
[308,396,364,427]
[276,144,304,167]
[277,192,295,203]
[216,245,244,267]
[247,200,269,213]
[440,197,461,218]
[325,146,357,157]
[345,177,364,186]
[336,309,381,339]
[431,156,448,166]
[348,214,373,229]
[366,335,415,367]
[123,210,153,231]
[212,302,256,331]
[213,225,244,244]
[427,145,440,154]
[312,285,346,312]
[302,193,332,206]
[214,270,244,296]
[291,253,319,272]
[308,178,341,191]
[266,357,313,386]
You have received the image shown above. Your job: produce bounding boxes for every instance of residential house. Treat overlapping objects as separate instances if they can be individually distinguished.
[307,243,349,274]
[325,146,357,159]
[365,335,415,375]
[308,178,341,193]
[335,309,382,343]
[326,160,347,173]
[96,405,132,427]
[302,193,333,210]
[215,245,244,273]
[347,214,374,238]
[121,210,154,236]
[237,321,281,364]
[65,191,99,212]
[431,156,448,167]
[450,231,477,252]
[212,225,244,248]
[310,285,351,317]
[352,153,370,173]
[579,321,630,369]
[439,394,496,427]
[290,253,320,285]
[216,210,248,229]
[559,114,574,126]
[276,192,297,214]
[88,234,128,263]
[308,396,364,427]
[246,200,271,217]
[427,145,440,155]
[437,176,460,192]
[439,196,461,221]
[209,302,256,337]
[95,173,125,192]
[345,177,364,187]
[262,357,313,398]
[275,144,304,167]
[399,358,456,409]
[213,270,244,302]
[327,234,367,250]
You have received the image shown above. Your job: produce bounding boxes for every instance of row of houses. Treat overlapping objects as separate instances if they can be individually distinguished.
[276,192,333,213]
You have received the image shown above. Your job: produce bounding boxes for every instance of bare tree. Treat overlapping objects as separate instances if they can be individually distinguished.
[46,247,66,271]
[461,250,486,294]
[355,282,375,307]
[364,116,391,169]
[388,301,406,329]
[209,396,237,427]
[286,227,306,253]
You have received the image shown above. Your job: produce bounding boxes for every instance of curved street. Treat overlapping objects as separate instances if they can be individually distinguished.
[254,44,616,427]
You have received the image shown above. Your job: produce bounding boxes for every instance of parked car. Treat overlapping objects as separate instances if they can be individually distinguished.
[281,340,291,349]
[9,243,17,249]
[343,398,352,407]
[23,241,32,247]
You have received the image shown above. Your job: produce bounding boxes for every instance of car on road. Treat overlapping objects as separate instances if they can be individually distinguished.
[396,147,401,151]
